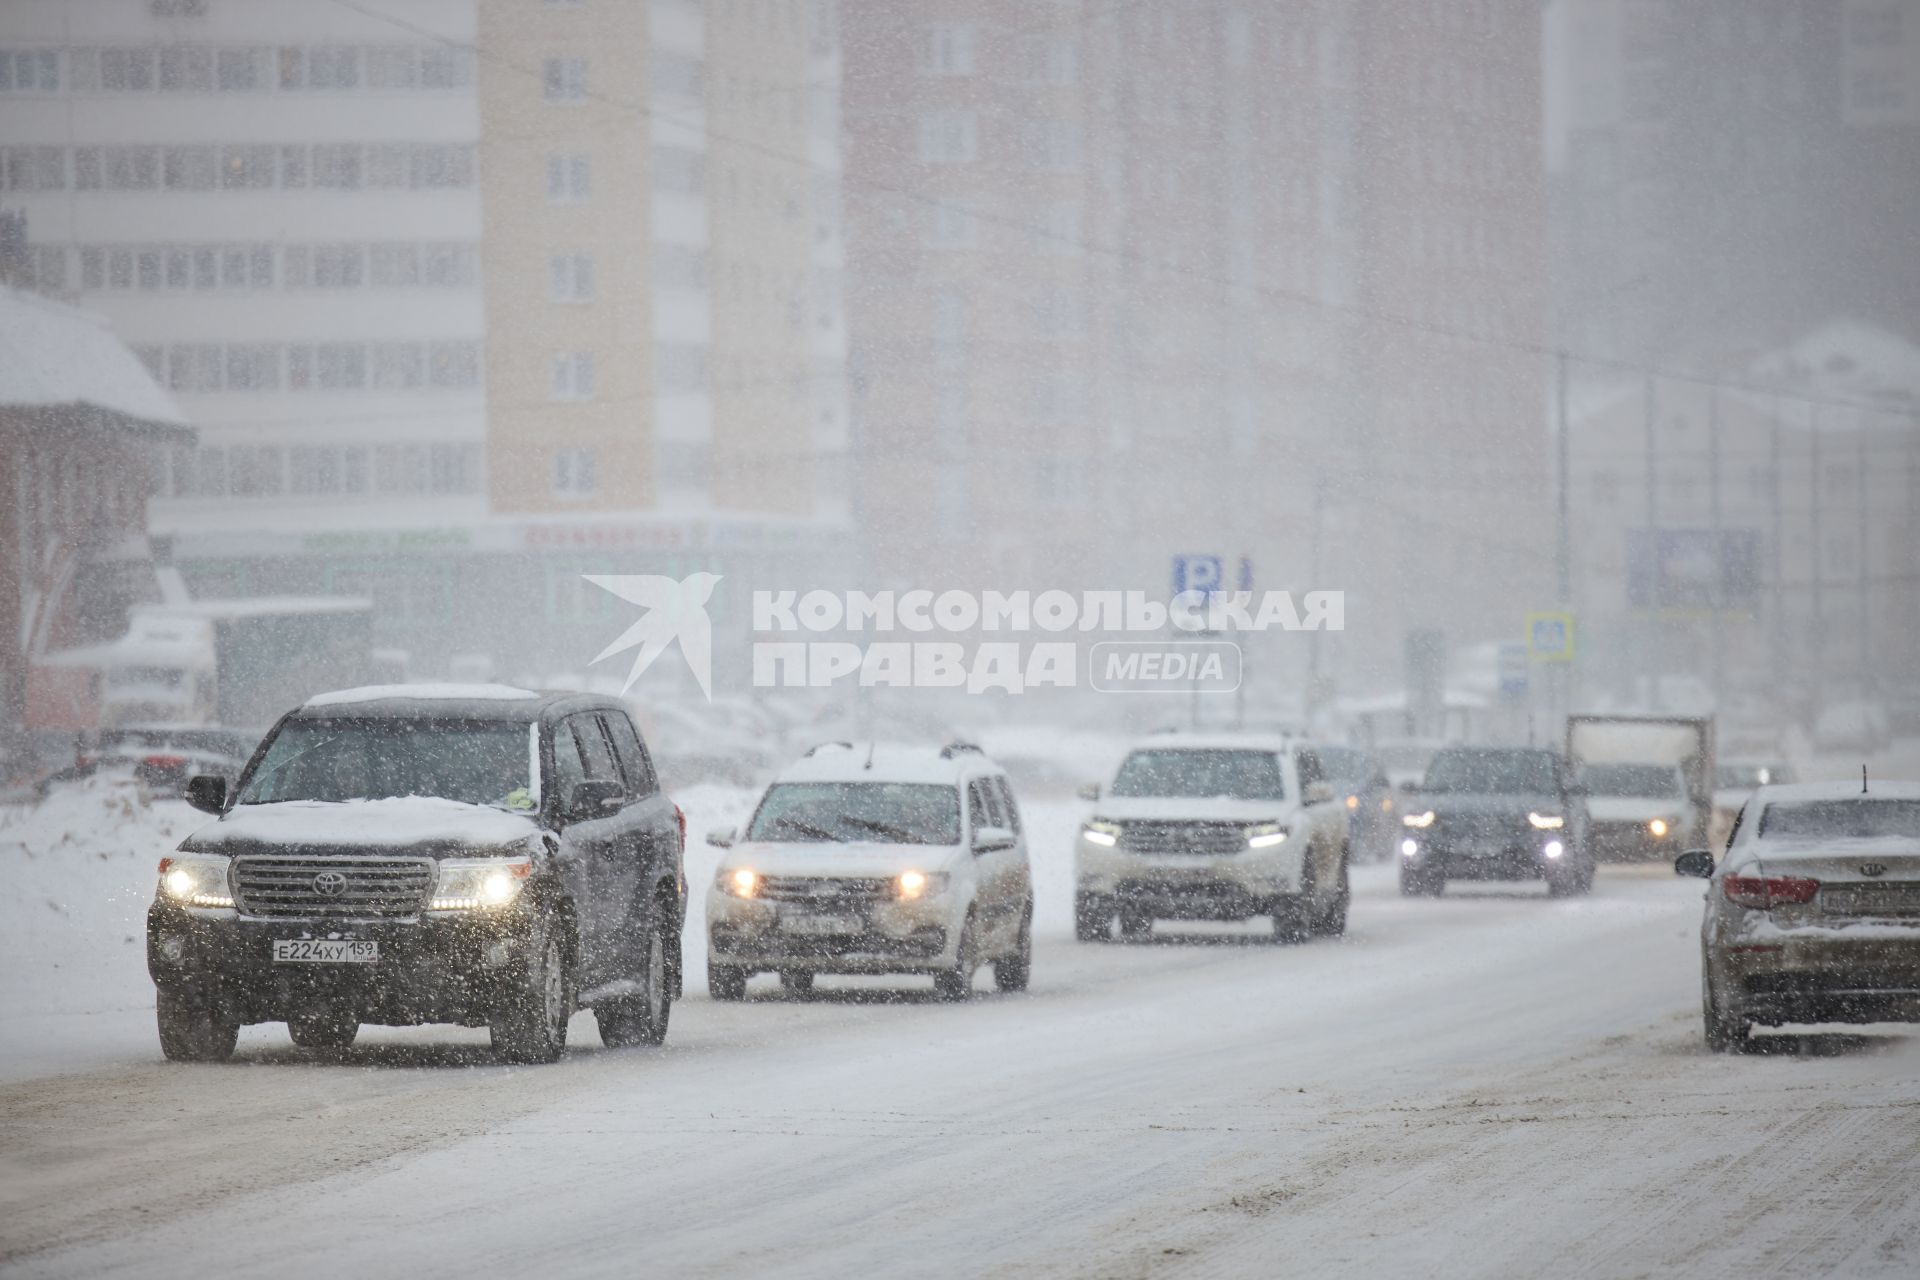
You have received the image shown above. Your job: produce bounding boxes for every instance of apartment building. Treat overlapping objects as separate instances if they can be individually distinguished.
[0,0,487,521]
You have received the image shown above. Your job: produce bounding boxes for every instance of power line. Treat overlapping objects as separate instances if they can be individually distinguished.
[322,0,1920,425]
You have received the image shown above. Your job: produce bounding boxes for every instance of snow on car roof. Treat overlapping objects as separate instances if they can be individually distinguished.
[773,743,1000,787]
[1120,732,1293,754]
[1748,779,1920,804]
[304,683,542,708]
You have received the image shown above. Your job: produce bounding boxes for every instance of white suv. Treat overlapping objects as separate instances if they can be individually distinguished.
[1074,734,1351,942]
[705,743,1034,1001]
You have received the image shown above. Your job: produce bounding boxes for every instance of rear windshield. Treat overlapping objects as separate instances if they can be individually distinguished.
[1312,746,1374,785]
[1758,799,1920,841]
[1422,749,1557,795]
[1716,762,1793,788]
[1582,764,1683,798]
[236,719,533,809]
[746,782,962,846]
[1110,749,1285,801]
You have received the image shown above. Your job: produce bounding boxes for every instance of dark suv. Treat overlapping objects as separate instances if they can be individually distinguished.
[147,686,685,1063]
[1397,745,1593,897]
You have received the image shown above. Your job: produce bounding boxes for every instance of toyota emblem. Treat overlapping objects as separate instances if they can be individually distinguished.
[1859,863,1888,878]
[312,870,348,898]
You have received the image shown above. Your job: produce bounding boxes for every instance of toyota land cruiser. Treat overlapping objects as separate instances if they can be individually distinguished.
[147,685,686,1063]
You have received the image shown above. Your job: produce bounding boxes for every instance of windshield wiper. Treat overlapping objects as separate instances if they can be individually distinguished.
[769,818,839,841]
[842,815,921,842]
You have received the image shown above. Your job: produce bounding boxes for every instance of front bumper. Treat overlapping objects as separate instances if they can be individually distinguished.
[1397,831,1569,881]
[706,894,957,973]
[1710,925,1920,1026]
[1076,840,1302,920]
[146,900,537,1027]
[1590,821,1676,861]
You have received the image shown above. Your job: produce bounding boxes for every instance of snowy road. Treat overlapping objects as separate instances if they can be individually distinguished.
[4,854,1917,1279]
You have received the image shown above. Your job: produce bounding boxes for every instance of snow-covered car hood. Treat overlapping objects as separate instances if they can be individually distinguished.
[721,841,966,878]
[181,797,542,857]
[1087,795,1300,824]
[1587,796,1688,824]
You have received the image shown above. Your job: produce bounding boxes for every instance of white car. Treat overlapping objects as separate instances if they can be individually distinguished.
[1581,762,1694,859]
[705,743,1033,1001]
[1074,734,1351,942]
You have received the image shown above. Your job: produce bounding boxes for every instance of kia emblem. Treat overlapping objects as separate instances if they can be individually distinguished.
[1859,863,1888,878]
[313,870,348,898]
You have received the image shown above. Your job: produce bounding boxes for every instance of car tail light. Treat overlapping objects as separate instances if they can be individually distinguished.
[1722,875,1820,909]
[673,803,686,853]
[143,754,187,769]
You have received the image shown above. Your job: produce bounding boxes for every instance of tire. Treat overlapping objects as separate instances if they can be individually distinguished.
[597,927,673,1047]
[156,989,239,1063]
[779,970,815,996]
[1118,907,1153,941]
[994,905,1033,993]
[1315,853,1351,937]
[1703,970,1750,1054]
[287,1008,359,1050]
[1073,893,1112,943]
[708,964,749,1002]
[933,914,979,1001]
[1271,897,1313,943]
[490,927,572,1064]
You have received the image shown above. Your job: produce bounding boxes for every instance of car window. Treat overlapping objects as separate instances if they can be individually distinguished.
[551,720,587,798]
[1295,749,1324,790]
[1423,749,1557,795]
[1758,799,1920,841]
[234,718,531,808]
[745,782,963,846]
[601,711,657,795]
[1110,749,1286,801]
[967,780,992,832]
[993,777,1023,834]
[979,776,1008,828]
[572,715,620,784]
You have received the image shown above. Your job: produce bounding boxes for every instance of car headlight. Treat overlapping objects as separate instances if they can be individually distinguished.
[1081,820,1121,848]
[718,867,761,898]
[1528,812,1565,830]
[895,870,950,900]
[430,857,532,911]
[1648,818,1670,838]
[1402,810,1436,829]
[1345,794,1359,811]
[1246,822,1289,849]
[158,855,233,908]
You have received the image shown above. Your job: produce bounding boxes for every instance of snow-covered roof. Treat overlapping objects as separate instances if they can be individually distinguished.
[304,683,541,708]
[774,743,999,786]
[1750,780,1920,804]
[0,287,184,429]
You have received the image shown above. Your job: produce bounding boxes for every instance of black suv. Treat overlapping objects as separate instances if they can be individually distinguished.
[1397,745,1593,897]
[147,687,685,1063]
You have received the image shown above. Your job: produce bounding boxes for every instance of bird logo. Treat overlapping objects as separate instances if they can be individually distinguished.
[584,572,723,701]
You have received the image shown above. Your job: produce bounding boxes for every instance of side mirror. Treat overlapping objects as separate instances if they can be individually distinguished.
[1674,849,1715,879]
[1077,782,1101,802]
[1397,779,1421,794]
[1566,782,1591,798]
[185,774,227,815]
[972,824,1016,854]
[565,778,625,822]
[1305,781,1336,805]
[706,825,737,849]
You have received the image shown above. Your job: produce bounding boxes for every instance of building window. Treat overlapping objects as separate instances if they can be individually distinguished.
[225,344,280,390]
[317,342,368,389]
[917,111,978,164]
[1023,121,1081,171]
[372,342,425,389]
[1022,36,1076,85]
[919,24,975,75]
[552,352,596,400]
[553,448,595,498]
[0,145,65,191]
[544,56,587,102]
[306,45,361,89]
[0,49,61,92]
[549,252,594,301]
[312,144,363,189]
[926,202,978,249]
[428,341,480,387]
[547,152,591,202]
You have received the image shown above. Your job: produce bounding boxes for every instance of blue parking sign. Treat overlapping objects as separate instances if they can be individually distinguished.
[1525,611,1575,664]
[1173,555,1224,598]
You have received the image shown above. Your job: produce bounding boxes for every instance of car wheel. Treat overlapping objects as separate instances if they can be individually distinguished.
[1074,892,1113,942]
[779,970,815,996]
[994,904,1033,993]
[598,927,673,1047]
[156,989,239,1063]
[1117,907,1153,941]
[708,964,749,1002]
[1703,970,1750,1054]
[1271,897,1313,943]
[933,914,979,1001]
[490,928,571,1064]
[287,1008,359,1050]
[1315,854,1351,937]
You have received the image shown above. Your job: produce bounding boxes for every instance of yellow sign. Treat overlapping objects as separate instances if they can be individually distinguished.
[1525,612,1575,664]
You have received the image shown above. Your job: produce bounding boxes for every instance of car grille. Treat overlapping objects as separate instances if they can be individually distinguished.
[756,875,896,904]
[232,856,434,919]
[1117,821,1249,856]
[1820,883,1920,918]
[1433,816,1524,843]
